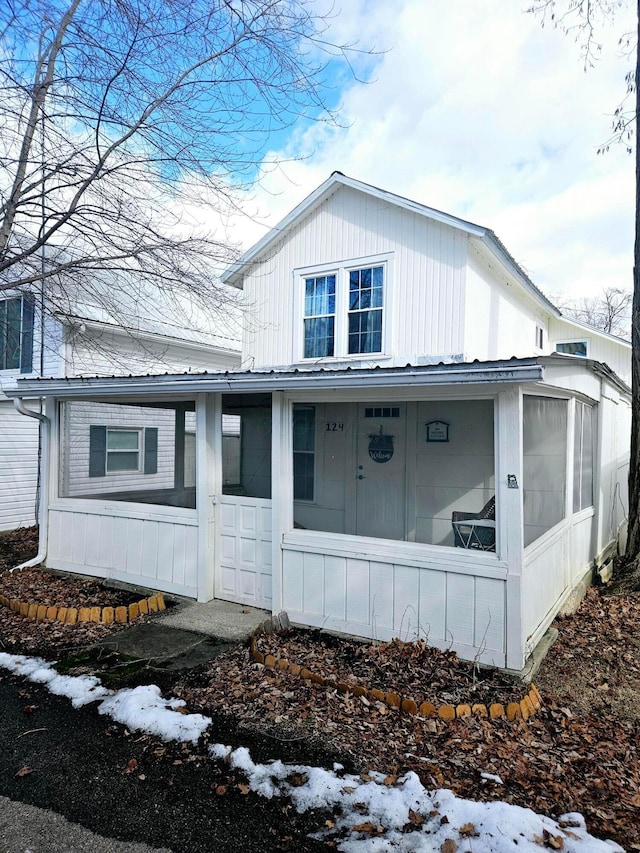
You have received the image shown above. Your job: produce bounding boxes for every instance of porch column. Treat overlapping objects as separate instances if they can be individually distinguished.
[497,387,525,671]
[195,394,219,602]
[271,391,293,615]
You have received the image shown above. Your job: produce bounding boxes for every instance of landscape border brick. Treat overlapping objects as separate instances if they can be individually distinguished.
[0,590,165,626]
[250,612,543,724]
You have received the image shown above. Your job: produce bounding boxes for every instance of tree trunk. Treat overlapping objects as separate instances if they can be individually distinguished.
[621,0,640,580]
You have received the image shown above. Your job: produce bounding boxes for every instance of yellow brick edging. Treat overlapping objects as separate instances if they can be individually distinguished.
[250,614,543,724]
[0,591,165,626]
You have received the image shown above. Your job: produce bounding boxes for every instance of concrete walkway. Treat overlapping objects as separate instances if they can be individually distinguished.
[158,598,268,642]
[97,598,268,670]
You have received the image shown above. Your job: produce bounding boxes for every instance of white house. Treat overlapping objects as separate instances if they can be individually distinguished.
[0,286,241,531]
[4,173,632,672]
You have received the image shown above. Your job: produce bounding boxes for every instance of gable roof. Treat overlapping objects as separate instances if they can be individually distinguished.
[222,172,560,317]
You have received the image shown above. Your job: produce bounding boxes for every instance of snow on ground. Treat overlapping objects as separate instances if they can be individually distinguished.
[0,653,624,852]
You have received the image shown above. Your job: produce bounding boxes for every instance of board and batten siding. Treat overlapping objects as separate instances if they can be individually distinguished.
[548,316,631,385]
[47,502,198,597]
[242,184,468,368]
[0,399,40,530]
[281,534,506,666]
[464,246,549,362]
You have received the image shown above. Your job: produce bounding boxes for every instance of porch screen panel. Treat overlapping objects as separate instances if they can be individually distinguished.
[573,402,594,513]
[523,396,567,546]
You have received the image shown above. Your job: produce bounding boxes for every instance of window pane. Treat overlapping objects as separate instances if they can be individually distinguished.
[293,407,315,451]
[106,451,139,472]
[304,317,334,358]
[556,341,587,356]
[107,430,139,450]
[293,405,315,501]
[4,298,22,370]
[293,453,314,501]
[305,275,335,317]
[349,266,383,312]
[348,309,382,354]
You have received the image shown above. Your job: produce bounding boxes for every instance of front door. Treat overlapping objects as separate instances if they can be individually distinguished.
[355,404,406,540]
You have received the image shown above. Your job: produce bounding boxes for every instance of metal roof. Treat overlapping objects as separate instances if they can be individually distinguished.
[5,357,546,400]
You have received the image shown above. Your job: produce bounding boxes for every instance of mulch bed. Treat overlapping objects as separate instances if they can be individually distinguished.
[0,527,138,657]
[254,629,525,708]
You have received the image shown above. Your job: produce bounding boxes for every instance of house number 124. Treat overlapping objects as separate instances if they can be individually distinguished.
[325,423,344,431]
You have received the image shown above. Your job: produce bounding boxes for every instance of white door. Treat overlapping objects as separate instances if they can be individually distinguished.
[355,405,406,540]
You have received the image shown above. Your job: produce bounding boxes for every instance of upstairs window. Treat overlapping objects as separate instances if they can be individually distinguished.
[535,325,544,350]
[304,275,336,358]
[0,295,34,372]
[556,341,588,357]
[299,257,388,361]
[348,266,384,354]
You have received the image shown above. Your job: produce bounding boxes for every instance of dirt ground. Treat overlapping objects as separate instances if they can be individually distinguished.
[1,527,640,850]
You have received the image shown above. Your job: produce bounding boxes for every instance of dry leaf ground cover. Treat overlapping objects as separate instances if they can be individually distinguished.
[2,526,640,849]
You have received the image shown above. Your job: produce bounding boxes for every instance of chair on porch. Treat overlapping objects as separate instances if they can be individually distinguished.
[451,495,496,551]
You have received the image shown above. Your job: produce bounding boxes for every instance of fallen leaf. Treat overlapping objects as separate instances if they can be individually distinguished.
[408,808,425,825]
[123,758,137,774]
[440,840,458,853]
[237,783,250,795]
[459,822,476,837]
[15,766,33,777]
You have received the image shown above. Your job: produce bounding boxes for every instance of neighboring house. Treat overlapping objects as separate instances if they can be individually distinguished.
[0,288,241,531]
[4,173,632,672]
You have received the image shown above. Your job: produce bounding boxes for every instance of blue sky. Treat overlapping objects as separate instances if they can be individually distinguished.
[223,0,636,302]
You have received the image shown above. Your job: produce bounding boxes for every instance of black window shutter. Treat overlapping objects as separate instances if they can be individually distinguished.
[144,427,158,474]
[89,425,107,477]
[20,296,34,374]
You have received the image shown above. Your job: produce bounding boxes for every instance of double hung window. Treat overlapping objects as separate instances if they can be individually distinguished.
[301,259,387,360]
[106,429,141,473]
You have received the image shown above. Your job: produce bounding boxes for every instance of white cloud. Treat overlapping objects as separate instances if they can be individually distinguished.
[220,0,636,301]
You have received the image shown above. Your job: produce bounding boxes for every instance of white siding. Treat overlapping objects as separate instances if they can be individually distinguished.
[0,400,40,530]
[281,534,506,666]
[549,316,631,385]
[242,184,468,368]
[464,245,548,361]
[47,502,198,597]
[68,327,240,377]
[61,403,178,497]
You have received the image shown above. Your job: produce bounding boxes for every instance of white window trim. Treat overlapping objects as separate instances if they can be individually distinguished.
[294,253,393,363]
[106,427,142,474]
[554,339,589,357]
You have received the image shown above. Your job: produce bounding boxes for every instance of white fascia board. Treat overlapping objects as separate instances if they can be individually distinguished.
[7,361,544,400]
[221,172,487,288]
[554,313,631,347]
[473,234,561,317]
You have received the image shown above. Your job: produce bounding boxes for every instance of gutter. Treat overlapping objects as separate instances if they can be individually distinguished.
[11,399,49,571]
[5,361,545,401]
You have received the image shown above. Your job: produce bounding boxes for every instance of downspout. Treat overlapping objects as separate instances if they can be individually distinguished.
[12,398,49,570]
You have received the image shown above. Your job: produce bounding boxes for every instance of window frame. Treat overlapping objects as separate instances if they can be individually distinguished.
[573,401,595,513]
[555,339,588,357]
[0,294,34,373]
[105,427,142,474]
[296,255,392,362]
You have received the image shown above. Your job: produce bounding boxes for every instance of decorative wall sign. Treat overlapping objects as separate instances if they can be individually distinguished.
[368,427,394,463]
[426,420,450,442]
